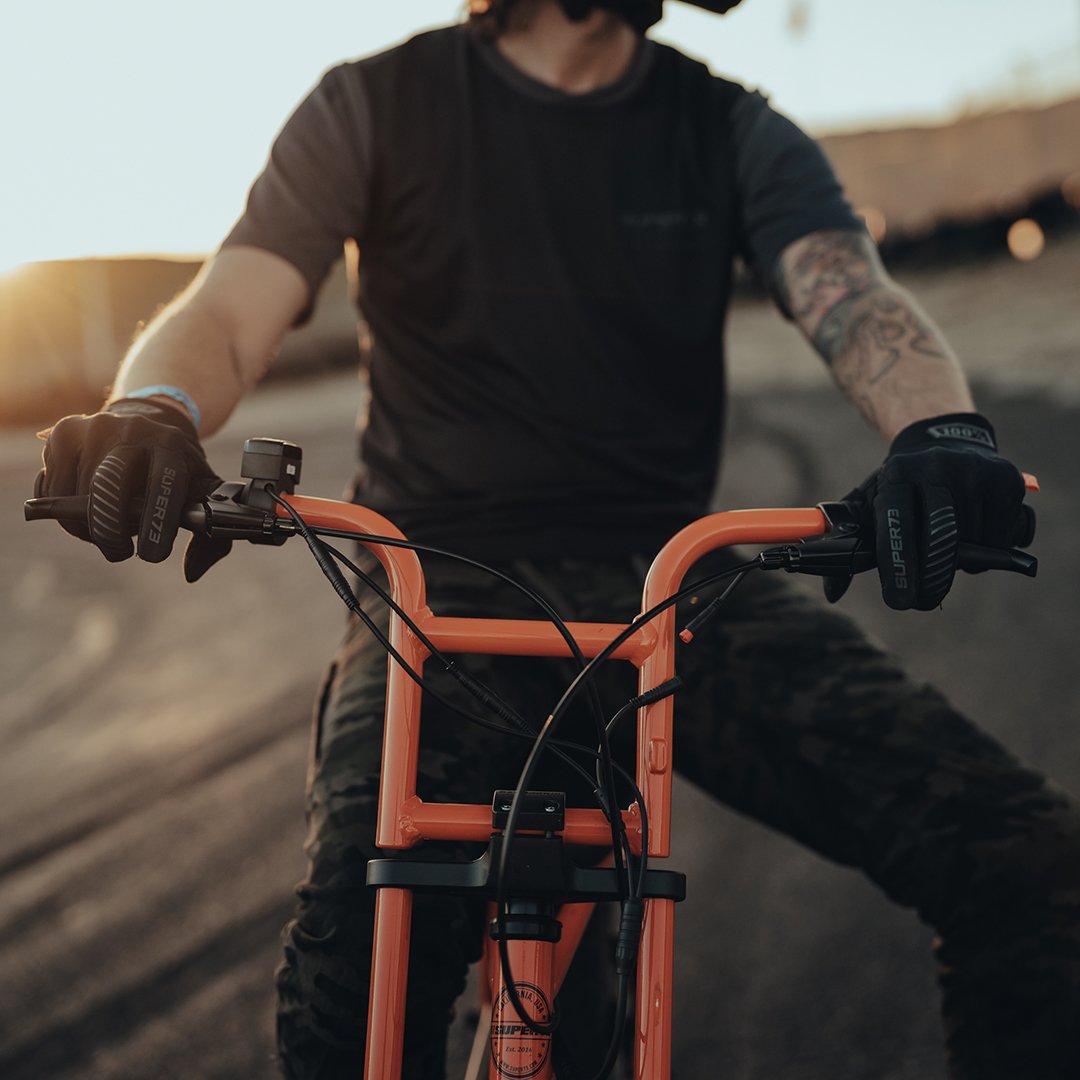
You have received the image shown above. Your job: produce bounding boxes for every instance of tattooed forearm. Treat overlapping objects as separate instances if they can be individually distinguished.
[815,289,949,377]
[774,229,975,440]
[774,230,880,328]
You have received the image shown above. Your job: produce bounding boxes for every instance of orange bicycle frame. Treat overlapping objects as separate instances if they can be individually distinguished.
[277,496,832,1079]
[20,449,1039,1078]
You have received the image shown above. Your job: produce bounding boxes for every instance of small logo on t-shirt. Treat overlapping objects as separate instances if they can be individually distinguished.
[621,209,710,230]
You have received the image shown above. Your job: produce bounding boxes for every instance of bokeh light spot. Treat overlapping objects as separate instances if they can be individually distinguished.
[1062,173,1080,211]
[1006,218,1045,262]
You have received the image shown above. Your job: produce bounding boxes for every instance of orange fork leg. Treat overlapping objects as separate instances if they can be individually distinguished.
[364,887,412,1080]
[489,936,557,1080]
[635,898,674,1080]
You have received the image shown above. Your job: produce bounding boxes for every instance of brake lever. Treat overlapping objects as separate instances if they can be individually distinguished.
[956,544,1037,577]
[23,484,293,544]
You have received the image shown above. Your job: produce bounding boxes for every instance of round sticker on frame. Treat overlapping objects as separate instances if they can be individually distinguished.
[490,981,552,1078]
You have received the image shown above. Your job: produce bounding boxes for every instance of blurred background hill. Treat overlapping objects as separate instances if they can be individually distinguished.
[0,258,359,424]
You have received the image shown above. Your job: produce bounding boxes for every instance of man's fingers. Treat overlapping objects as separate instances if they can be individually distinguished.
[35,465,92,542]
[877,480,958,612]
[137,446,189,562]
[88,448,140,562]
[875,481,920,610]
[917,483,958,611]
[38,417,83,497]
[1013,504,1037,548]
[979,462,1027,548]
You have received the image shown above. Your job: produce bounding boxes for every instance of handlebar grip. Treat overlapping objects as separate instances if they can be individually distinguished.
[786,536,1037,579]
[24,496,94,523]
[24,495,209,534]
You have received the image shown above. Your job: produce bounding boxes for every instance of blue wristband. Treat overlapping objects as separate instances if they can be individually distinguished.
[123,385,202,431]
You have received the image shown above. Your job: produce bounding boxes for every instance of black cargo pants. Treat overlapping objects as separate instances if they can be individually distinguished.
[275,553,1080,1079]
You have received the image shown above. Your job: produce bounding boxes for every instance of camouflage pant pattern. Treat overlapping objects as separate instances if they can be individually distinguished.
[275,552,1080,1079]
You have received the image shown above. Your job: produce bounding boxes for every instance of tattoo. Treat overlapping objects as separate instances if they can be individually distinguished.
[774,229,965,435]
[816,290,947,378]
[773,230,878,328]
[775,228,949,369]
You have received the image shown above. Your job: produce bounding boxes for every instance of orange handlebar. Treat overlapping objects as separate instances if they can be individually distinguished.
[277,496,834,625]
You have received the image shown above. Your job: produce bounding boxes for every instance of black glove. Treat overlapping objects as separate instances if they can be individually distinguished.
[35,399,231,581]
[827,412,1033,611]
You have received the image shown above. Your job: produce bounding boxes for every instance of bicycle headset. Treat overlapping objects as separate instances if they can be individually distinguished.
[556,0,746,32]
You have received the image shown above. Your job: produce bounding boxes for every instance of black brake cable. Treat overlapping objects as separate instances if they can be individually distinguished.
[510,558,758,814]
[274,500,628,1058]
[273,498,637,941]
[318,507,751,1057]
[494,557,760,1045]
[268,495,613,803]
[295,522,646,1068]
[272,494,750,1069]
[316,539,646,934]
[317,539,643,1059]
[297,517,632,896]
[319,539,641,801]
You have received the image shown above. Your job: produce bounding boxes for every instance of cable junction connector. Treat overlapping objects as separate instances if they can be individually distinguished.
[614,898,645,976]
[679,597,723,643]
[628,677,683,709]
[757,545,799,571]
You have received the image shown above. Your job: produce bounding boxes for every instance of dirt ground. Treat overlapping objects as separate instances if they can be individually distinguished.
[0,237,1077,1079]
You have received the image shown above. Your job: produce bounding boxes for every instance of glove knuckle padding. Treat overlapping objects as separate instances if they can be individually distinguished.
[37,401,222,569]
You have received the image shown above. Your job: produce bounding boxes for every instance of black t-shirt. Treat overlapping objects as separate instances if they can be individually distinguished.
[223,25,861,559]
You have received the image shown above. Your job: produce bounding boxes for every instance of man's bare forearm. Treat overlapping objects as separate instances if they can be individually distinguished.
[107,247,310,437]
[775,230,975,441]
[110,298,256,436]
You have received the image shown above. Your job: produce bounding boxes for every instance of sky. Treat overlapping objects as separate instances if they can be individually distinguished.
[1,0,1078,270]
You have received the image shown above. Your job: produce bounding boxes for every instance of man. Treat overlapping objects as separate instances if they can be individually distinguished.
[36,1,1079,1077]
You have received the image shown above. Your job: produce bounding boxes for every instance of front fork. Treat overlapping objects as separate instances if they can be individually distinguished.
[488,901,559,1080]
[365,793,685,1079]
[363,892,563,1079]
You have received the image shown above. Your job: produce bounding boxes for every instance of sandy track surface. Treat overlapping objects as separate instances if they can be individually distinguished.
[1,248,1077,1078]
